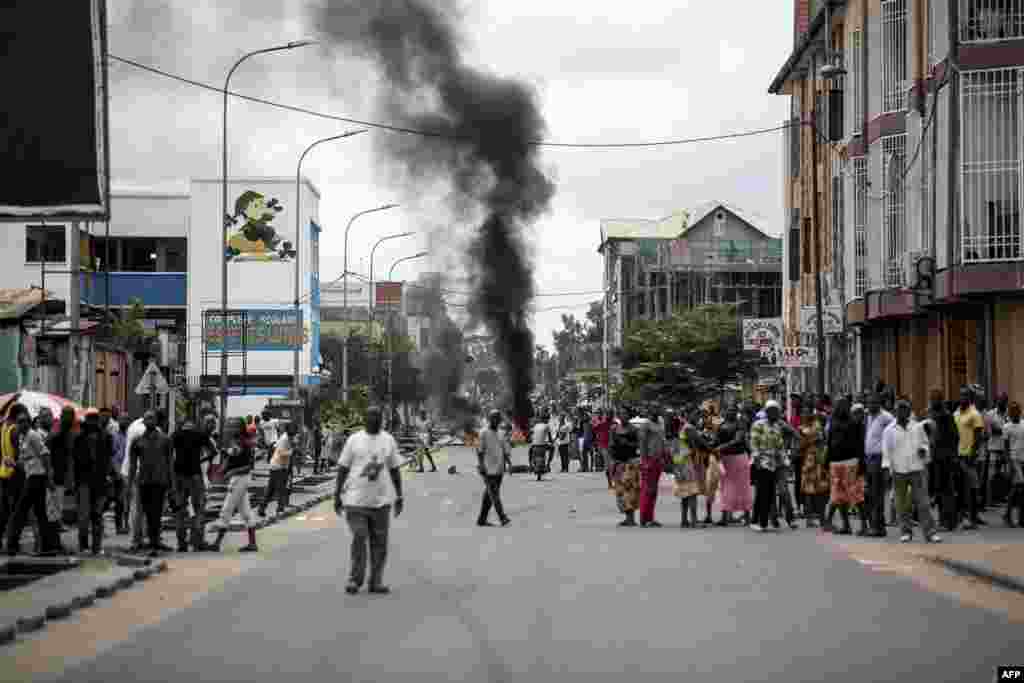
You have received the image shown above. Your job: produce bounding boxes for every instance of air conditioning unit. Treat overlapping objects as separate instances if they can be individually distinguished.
[904,250,925,287]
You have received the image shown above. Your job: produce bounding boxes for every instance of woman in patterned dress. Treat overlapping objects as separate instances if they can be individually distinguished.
[825,398,866,535]
[799,404,831,528]
[715,405,753,526]
[610,412,641,527]
[675,410,708,527]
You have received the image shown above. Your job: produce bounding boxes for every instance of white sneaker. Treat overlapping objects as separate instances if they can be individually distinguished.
[749,524,764,532]
[900,534,912,543]
[926,533,942,544]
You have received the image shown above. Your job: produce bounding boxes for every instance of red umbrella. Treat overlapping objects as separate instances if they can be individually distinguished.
[0,391,84,420]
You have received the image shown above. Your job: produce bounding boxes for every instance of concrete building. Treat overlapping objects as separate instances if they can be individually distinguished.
[598,201,784,375]
[770,0,1024,406]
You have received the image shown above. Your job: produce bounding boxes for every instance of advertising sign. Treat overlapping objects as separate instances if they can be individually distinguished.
[765,346,818,368]
[0,0,110,221]
[203,309,303,351]
[375,281,403,308]
[800,306,844,335]
[741,318,783,352]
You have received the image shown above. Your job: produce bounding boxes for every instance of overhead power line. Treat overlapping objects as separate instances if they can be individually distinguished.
[108,54,795,149]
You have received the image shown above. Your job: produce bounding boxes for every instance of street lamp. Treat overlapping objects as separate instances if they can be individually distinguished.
[219,39,317,438]
[368,232,414,401]
[341,204,399,401]
[293,130,368,394]
[385,251,428,421]
[387,251,429,280]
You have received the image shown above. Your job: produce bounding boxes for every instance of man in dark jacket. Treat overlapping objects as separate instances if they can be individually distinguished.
[172,417,217,552]
[73,409,114,555]
[129,411,173,557]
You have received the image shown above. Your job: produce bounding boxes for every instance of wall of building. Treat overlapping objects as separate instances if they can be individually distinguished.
[186,178,320,402]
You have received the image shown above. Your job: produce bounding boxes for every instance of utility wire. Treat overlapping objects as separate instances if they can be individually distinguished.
[108,54,796,149]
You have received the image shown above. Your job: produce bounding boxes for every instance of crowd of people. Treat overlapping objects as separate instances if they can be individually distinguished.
[524,384,1023,542]
[0,393,325,559]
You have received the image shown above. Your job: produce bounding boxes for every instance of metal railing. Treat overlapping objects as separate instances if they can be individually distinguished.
[960,0,1024,43]
[960,67,1023,263]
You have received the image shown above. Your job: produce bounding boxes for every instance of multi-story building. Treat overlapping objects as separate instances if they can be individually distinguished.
[599,201,784,376]
[771,0,1024,405]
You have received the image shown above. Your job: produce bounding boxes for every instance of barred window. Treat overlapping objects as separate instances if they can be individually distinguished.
[853,158,868,296]
[882,0,908,113]
[882,134,907,287]
[848,30,863,134]
[960,0,1024,43]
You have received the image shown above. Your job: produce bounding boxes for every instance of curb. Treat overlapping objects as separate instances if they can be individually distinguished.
[933,557,1024,595]
[1,560,171,648]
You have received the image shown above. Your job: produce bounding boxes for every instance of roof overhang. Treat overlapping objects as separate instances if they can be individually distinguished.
[768,1,846,95]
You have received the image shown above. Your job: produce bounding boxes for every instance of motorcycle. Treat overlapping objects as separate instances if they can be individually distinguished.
[529,445,550,481]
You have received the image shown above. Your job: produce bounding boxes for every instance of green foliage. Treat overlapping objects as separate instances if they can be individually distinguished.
[618,304,760,406]
[111,298,153,347]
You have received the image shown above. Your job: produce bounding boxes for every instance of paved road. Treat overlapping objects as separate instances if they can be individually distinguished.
[29,445,1024,682]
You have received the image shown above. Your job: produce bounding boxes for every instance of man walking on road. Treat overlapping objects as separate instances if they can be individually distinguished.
[883,400,942,544]
[414,410,438,473]
[863,394,894,537]
[477,410,511,528]
[259,421,296,517]
[128,411,174,558]
[335,406,404,595]
[954,387,987,529]
[210,422,260,553]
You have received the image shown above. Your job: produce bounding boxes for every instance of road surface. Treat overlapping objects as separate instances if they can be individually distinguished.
[10,445,1022,683]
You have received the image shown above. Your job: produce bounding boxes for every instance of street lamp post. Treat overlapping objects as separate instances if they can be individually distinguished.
[220,39,316,439]
[368,232,414,400]
[293,130,367,395]
[385,251,428,421]
[341,204,399,402]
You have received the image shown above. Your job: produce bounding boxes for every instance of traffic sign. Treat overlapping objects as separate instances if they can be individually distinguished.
[135,361,169,395]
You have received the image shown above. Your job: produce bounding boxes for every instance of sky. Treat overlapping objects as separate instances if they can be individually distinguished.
[106,0,794,350]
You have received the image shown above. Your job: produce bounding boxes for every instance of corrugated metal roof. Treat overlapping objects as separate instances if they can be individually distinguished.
[685,200,781,239]
[0,288,50,321]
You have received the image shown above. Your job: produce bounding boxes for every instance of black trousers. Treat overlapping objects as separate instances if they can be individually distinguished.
[260,469,289,514]
[752,467,776,528]
[346,506,390,588]
[478,474,508,524]
[557,444,570,472]
[865,462,888,532]
[0,471,24,545]
[105,474,127,530]
[6,474,48,553]
[791,455,804,510]
[76,483,106,552]
[138,484,167,548]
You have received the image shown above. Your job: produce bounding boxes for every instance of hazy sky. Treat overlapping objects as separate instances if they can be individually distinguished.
[107,0,793,349]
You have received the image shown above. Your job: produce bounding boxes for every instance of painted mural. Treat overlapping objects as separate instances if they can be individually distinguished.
[224,190,294,262]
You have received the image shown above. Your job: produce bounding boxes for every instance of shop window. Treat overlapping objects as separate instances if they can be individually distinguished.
[25,225,66,263]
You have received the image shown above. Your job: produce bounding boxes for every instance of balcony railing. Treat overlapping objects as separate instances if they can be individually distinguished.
[960,67,1023,263]
[961,0,1024,43]
[80,272,186,307]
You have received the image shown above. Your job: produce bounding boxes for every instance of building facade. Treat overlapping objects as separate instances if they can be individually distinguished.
[599,201,784,376]
[771,0,1024,406]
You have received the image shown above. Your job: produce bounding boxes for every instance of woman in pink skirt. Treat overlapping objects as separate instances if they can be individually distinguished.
[714,405,753,525]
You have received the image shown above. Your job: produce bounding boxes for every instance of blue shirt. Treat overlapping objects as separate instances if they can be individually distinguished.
[111,430,127,473]
[864,410,895,463]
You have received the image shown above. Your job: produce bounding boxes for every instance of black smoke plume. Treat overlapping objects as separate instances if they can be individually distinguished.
[316,0,553,427]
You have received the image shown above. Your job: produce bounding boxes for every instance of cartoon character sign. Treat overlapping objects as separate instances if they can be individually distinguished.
[224,190,295,262]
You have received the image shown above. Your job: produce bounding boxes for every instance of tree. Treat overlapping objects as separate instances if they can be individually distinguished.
[619,304,761,406]
[111,297,152,348]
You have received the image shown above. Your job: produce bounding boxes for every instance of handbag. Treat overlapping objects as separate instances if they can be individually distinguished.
[206,459,225,483]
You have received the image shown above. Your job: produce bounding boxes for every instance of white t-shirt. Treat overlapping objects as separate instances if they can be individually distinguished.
[121,418,148,477]
[1004,420,1024,462]
[260,419,279,447]
[531,422,551,446]
[339,430,402,508]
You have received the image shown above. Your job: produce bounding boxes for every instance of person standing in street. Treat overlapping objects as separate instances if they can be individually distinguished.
[922,389,960,532]
[637,408,666,528]
[334,406,404,595]
[1003,401,1024,527]
[171,418,216,552]
[579,409,594,473]
[259,421,296,517]
[593,410,611,474]
[123,413,150,553]
[674,409,705,528]
[825,399,866,535]
[954,387,987,529]
[985,393,1009,510]
[414,410,438,473]
[72,409,114,555]
[863,394,895,537]
[749,400,797,532]
[798,403,830,528]
[107,414,129,534]
[128,411,174,557]
[555,413,572,473]
[5,404,55,557]
[715,405,752,526]
[477,410,511,527]
[210,421,260,553]
[883,400,942,544]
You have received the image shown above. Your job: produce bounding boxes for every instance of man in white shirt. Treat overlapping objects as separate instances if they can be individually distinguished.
[882,400,941,544]
[414,410,437,473]
[259,412,279,454]
[1003,401,1024,527]
[530,414,552,475]
[122,415,151,551]
[259,422,296,517]
[334,406,404,595]
[477,410,511,527]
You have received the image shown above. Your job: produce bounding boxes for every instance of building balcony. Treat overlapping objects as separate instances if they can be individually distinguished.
[80,271,186,308]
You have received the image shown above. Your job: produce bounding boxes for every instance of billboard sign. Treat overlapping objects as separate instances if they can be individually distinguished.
[0,0,110,220]
[765,346,818,368]
[203,309,303,351]
[800,306,844,335]
[741,318,783,352]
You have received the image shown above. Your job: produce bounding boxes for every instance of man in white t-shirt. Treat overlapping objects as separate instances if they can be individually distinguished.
[334,406,404,595]
[123,415,151,551]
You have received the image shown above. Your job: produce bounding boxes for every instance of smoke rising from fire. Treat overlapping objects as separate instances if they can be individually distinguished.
[316,0,553,425]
